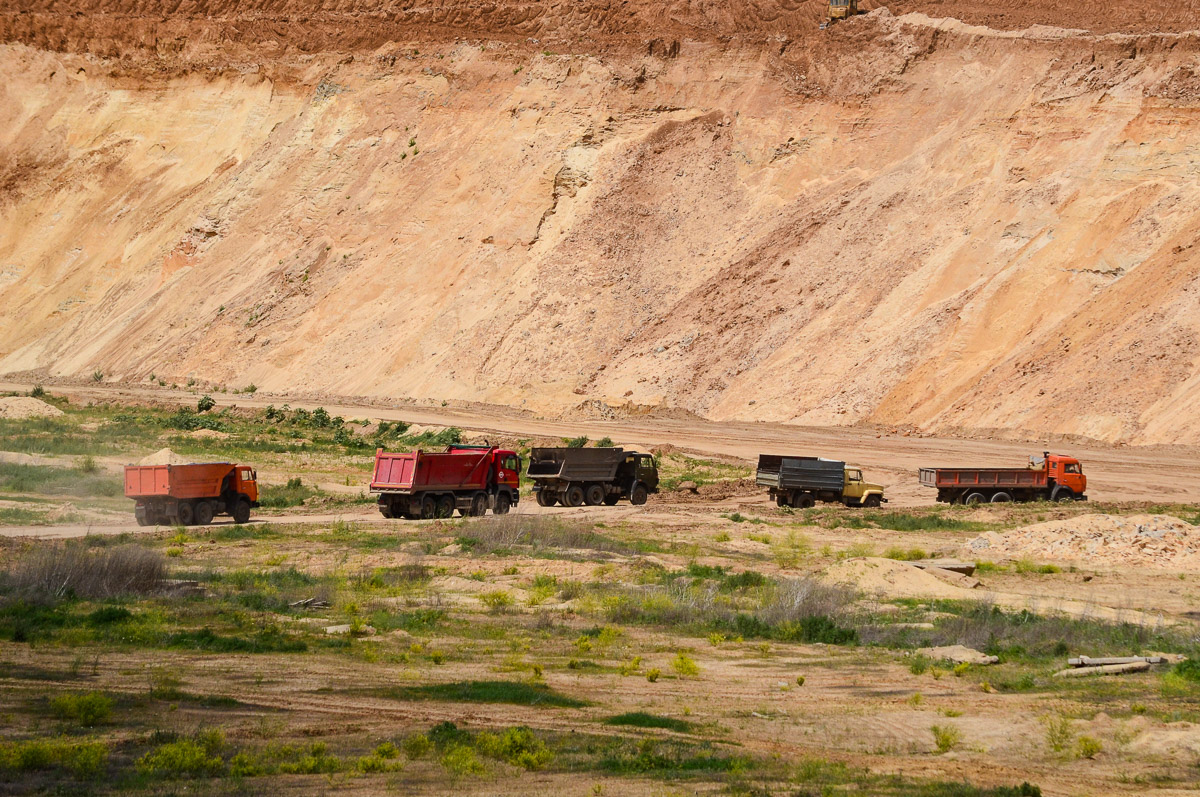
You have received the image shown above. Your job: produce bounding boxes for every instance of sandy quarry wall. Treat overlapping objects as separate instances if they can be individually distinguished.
[1,5,1199,443]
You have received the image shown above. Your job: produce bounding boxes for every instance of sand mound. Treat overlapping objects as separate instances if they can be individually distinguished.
[139,448,190,466]
[823,557,974,600]
[966,514,1200,569]
[0,396,64,420]
[187,428,230,439]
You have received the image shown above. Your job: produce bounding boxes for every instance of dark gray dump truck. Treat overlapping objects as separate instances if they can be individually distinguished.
[756,454,886,509]
[528,447,659,507]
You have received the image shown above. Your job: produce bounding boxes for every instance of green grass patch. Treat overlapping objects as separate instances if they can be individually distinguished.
[373,680,587,708]
[604,712,692,733]
[0,462,123,498]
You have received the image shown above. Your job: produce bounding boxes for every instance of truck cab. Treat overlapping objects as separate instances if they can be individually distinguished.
[843,467,886,508]
[447,444,521,493]
[1044,454,1086,500]
[620,453,659,494]
[232,466,259,504]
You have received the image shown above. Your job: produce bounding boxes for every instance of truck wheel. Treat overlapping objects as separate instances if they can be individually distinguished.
[864,495,881,509]
[630,485,648,506]
[494,493,511,515]
[535,490,554,508]
[193,501,215,526]
[176,501,195,526]
[378,499,394,519]
[964,492,986,506]
[584,484,605,506]
[134,505,150,527]
[436,495,455,518]
[470,493,488,517]
[562,485,584,507]
[420,496,437,519]
[603,495,620,506]
[794,495,815,509]
[232,498,252,524]
[1052,486,1075,503]
[990,492,1012,503]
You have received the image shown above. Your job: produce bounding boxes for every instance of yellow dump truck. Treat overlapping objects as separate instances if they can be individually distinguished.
[756,455,886,509]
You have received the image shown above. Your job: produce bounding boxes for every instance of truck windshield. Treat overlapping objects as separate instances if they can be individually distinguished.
[1064,463,1080,474]
[848,470,862,481]
[504,456,520,471]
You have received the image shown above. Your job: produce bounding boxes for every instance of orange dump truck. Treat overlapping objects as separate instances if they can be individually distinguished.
[919,451,1087,505]
[124,463,259,526]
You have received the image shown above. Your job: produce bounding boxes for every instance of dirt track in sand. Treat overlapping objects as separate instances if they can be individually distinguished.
[4,382,1199,512]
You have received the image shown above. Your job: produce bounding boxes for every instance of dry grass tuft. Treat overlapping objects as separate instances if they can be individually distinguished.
[6,543,166,600]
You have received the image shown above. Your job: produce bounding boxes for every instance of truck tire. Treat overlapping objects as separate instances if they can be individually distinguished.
[420,496,437,520]
[135,505,150,527]
[232,498,252,524]
[436,495,455,518]
[562,484,585,507]
[469,493,488,517]
[603,495,620,506]
[494,493,511,515]
[964,492,986,506]
[535,490,555,507]
[1052,486,1075,503]
[990,492,1012,503]
[864,494,881,509]
[584,484,605,506]
[794,494,815,509]
[194,501,215,526]
[176,501,195,526]
[630,485,648,506]
[379,499,394,519]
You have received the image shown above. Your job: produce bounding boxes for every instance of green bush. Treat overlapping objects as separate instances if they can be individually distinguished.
[931,724,961,753]
[564,435,589,448]
[440,745,485,777]
[137,736,225,778]
[402,734,432,759]
[595,437,614,448]
[50,692,113,727]
[197,395,216,413]
[0,737,108,777]
[476,726,552,770]
[671,652,700,678]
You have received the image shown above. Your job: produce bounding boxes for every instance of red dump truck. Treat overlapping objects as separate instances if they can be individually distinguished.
[124,463,260,526]
[370,445,521,519]
[919,451,1088,504]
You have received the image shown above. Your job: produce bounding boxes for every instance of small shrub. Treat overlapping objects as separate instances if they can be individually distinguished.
[402,734,432,759]
[196,395,216,413]
[646,668,661,683]
[671,652,700,678]
[714,531,731,543]
[953,662,971,677]
[50,692,113,727]
[77,455,98,474]
[440,745,485,777]
[480,590,514,613]
[795,675,805,687]
[30,385,47,398]
[1043,713,1074,753]
[619,656,643,676]
[476,726,552,770]
[909,655,931,675]
[564,436,589,448]
[1014,558,1061,575]
[595,437,614,448]
[1075,736,1102,759]
[931,724,961,753]
[137,738,224,778]
[91,370,104,382]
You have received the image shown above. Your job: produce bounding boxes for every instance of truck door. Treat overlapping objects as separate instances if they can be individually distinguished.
[637,456,659,490]
[843,469,865,501]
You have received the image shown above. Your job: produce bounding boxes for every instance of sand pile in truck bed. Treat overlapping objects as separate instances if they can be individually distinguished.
[138,448,192,466]
[965,514,1200,569]
[0,396,64,419]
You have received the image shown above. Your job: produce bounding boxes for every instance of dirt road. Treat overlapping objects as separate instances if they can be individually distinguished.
[4,382,1198,507]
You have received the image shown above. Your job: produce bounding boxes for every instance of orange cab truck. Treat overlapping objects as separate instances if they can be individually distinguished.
[919,451,1087,505]
[370,445,521,519]
[124,463,259,526]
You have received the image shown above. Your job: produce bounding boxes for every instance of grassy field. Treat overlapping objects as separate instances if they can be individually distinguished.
[3,390,1200,794]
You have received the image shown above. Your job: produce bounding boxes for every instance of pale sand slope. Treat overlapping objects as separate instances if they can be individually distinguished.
[2,10,1200,443]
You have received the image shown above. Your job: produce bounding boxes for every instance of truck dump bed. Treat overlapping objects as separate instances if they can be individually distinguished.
[756,455,845,492]
[124,463,234,500]
[918,467,1048,490]
[371,448,493,493]
[527,448,626,482]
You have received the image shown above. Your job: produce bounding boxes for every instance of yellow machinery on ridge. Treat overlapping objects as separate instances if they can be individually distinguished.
[823,0,863,27]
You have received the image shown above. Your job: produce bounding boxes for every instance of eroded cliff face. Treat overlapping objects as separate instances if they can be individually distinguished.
[2,5,1199,443]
